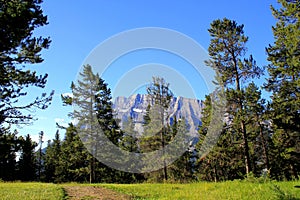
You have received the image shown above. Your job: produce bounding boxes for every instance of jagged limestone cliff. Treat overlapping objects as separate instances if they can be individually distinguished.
[113,94,203,136]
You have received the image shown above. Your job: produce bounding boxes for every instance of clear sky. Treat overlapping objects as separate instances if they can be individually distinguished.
[15,0,279,142]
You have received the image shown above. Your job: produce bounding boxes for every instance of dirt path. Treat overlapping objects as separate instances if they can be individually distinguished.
[63,186,132,200]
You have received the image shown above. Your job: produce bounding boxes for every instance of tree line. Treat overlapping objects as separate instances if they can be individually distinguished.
[196,1,299,181]
[0,0,299,182]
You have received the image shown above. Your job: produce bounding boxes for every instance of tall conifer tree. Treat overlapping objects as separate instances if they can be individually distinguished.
[65,64,122,183]
[205,18,263,175]
[145,76,173,181]
[265,0,300,179]
[0,0,53,127]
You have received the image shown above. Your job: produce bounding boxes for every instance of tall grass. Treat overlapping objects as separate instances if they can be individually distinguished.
[0,181,299,199]
[0,182,65,200]
[100,180,300,200]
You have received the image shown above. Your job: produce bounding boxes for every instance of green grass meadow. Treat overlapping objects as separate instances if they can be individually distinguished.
[0,182,65,200]
[0,181,299,199]
[100,181,300,200]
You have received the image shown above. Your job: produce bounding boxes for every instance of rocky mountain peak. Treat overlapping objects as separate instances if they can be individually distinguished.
[113,94,203,137]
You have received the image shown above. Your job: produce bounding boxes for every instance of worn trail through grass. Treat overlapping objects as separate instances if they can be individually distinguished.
[63,185,131,200]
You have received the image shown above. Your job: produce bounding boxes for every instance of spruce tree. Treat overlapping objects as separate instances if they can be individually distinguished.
[18,134,37,181]
[144,76,174,181]
[140,104,165,153]
[59,124,90,182]
[196,94,243,181]
[167,117,194,182]
[65,64,122,183]
[44,130,62,182]
[120,116,138,152]
[243,83,271,175]
[265,0,300,179]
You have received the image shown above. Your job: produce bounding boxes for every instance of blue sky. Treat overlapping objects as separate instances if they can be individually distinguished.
[15,0,278,142]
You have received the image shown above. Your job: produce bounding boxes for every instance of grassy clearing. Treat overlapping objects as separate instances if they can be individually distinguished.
[0,182,65,200]
[0,181,299,199]
[100,180,300,200]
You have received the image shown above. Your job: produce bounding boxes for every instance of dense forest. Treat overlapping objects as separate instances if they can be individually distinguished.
[0,0,299,183]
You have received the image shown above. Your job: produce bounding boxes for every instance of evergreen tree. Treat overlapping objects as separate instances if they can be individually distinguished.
[18,134,37,181]
[0,129,19,180]
[145,77,174,181]
[196,94,243,181]
[120,116,139,153]
[0,0,53,127]
[167,118,194,182]
[44,130,62,182]
[140,104,164,153]
[43,125,91,183]
[243,83,272,176]
[265,0,300,179]
[0,130,38,181]
[64,64,122,183]
[37,131,44,181]
[139,103,164,182]
[59,124,90,182]
[205,18,264,175]
[116,117,143,183]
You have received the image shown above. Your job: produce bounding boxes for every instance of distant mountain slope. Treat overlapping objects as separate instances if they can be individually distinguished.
[113,94,203,136]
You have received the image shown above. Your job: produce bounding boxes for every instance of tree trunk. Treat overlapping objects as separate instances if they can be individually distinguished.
[233,57,251,176]
[161,127,168,181]
[241,121,251,175]
[259,123,270,171]
[213,165,217,182]
[89,91,95,184]
[89,158,92,184]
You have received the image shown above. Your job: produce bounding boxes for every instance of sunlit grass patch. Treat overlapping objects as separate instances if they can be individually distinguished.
[0,181,299,200]
[99,180,300,200]
[0,182,65,200]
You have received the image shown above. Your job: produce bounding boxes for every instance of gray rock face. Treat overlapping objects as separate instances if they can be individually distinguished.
[113,94,203,136]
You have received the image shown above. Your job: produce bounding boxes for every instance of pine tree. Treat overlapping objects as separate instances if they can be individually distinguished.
[265,0,300,179]
[0,0,53,127]
[205,18,264,176]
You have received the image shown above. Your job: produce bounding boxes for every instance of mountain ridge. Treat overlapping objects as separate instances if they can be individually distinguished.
[113,94,203,136]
